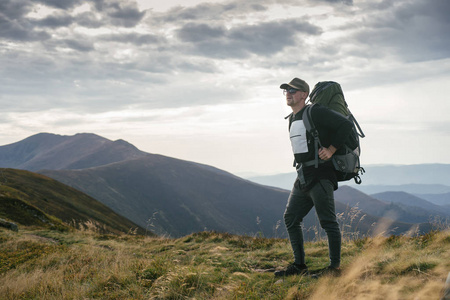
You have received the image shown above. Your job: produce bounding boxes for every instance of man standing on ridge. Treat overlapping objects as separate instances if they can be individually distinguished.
[274,77,353,277]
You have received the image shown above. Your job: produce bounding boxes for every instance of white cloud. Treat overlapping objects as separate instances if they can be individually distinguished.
[0,0,449,175]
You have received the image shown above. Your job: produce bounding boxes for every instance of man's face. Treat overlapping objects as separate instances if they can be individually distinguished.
[284,88,306,107]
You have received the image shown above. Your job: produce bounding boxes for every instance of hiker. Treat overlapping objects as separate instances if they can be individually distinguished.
[275,77,353,277]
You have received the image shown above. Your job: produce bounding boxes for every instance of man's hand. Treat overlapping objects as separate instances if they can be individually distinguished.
[319,145,337,161]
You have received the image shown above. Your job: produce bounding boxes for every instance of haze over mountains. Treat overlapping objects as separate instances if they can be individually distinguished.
[248,165,450,206]
[0,133,447,238]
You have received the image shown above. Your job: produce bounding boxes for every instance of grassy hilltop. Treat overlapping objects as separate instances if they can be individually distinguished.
[0,226,449,299]
[0,169,148,235]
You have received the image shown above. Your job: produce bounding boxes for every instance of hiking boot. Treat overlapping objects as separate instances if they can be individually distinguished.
[274,263,308,277]
[312,266,341,278]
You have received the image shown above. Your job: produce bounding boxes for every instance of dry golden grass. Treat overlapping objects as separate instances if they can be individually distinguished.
[309,232,450,300]
[0,226,448,299]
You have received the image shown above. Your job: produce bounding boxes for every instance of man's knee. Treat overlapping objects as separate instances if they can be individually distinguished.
[284,212,302,229]
[283,212,292,225]
[319,219,340,234]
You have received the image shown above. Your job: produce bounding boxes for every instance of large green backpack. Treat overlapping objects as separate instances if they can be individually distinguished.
[304,81,365,184]
[309,81,349,116]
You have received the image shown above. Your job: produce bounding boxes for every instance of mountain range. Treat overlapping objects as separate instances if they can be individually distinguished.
[247,165,450,207]
[0,132,445,238]
[335,187,448,224]
[40,155,290,237]
[370,191,450,217]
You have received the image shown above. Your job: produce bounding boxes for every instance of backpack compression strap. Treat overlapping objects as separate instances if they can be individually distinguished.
[348,111,365,138]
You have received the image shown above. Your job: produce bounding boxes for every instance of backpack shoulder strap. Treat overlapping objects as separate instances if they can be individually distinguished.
[302,105,314,132]
[301,104,322,168]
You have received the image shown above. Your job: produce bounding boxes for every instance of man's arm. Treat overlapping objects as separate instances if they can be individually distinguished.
[312,105,353,160]
[319,145,337,161]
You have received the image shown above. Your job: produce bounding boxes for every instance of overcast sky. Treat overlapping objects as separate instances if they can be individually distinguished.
[1,0,449,176]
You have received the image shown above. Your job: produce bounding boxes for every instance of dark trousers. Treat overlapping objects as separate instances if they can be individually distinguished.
[283,179,341,268]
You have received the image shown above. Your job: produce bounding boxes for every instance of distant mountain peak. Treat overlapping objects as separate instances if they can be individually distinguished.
[0,132,147,171]
[113,139,138,148]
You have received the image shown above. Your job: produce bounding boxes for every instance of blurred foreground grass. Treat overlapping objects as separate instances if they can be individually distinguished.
[0,227,449,299]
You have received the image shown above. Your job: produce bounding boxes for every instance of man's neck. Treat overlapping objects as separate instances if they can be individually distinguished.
[291,103,306,115]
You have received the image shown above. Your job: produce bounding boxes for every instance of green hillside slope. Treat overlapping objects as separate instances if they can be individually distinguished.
[0,169,149,235]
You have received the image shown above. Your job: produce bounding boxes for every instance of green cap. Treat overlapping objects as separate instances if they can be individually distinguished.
[280,78,309,95]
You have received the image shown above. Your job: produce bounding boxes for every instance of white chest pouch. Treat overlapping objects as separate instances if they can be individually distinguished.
[289,120,308,154]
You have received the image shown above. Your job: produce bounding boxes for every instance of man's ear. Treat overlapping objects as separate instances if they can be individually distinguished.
[301,91,308,100]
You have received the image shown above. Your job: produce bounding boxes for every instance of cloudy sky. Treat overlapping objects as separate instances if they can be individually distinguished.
[1,0,449,176]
